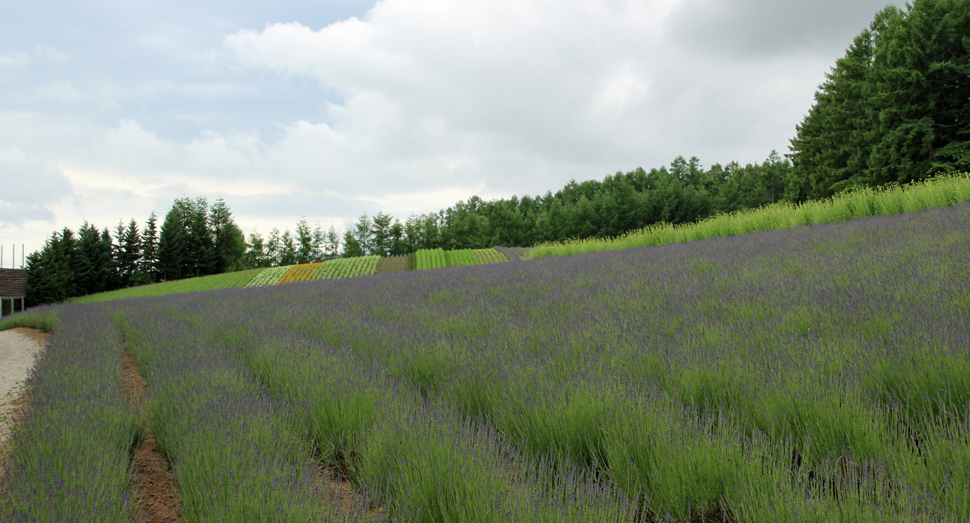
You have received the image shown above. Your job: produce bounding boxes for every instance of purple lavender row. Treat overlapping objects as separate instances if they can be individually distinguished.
[159,303,642,522]
[109,306,354,522]
[1,305,138,522]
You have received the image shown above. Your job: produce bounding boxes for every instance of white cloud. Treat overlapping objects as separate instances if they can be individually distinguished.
[34,45,70,62]
[0,52,30,68]
[2,0,896,258]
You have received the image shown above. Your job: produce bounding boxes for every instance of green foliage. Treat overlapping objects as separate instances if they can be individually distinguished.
[530,173,970,258]
[70,268,263,303]
[788,0,970,200]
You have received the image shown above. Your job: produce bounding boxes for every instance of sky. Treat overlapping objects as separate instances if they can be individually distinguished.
[0,0,900,265]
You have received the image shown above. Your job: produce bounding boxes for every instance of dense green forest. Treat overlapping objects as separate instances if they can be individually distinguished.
[22,0,969,306]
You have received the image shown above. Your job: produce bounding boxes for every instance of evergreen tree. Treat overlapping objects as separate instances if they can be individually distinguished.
[342,230,365,258]
[158,199,188,281]
[141,211,160,282]
[73,222,101,296]
[265,228,282,266]
[210,198,246,273]
[294,217,319,264]
[323,225,342,260]
[370,212,394,257]
[353,213,373,255]
[184,197,215,277]
[25,230,73,305]
[114,219,142,288]
[279,230,298,266]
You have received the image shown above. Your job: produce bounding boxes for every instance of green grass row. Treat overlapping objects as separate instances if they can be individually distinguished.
[71,268,263,304]
[529,172,970,258]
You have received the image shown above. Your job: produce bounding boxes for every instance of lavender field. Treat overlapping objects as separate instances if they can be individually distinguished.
[4,203,970,522]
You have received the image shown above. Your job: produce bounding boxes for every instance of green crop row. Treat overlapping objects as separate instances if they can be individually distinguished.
[312,256,380,280]
[375,256,408,274]
[245,265,295,287]
[415,248,447,270]
[443,249,478,267]
[474,248,507,264]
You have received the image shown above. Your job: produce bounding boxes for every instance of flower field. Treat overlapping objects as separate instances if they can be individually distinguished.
[245,265,295,287]
[278,262,325,284]
[6,202,970,522]
[375,256,408,274]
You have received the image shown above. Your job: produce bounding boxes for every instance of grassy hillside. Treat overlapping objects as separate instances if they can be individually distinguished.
[6,201,970,521]
[529,172,970,258]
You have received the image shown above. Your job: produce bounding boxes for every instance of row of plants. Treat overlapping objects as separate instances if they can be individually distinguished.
[278,262,325,284]
[0,306,138,521]
[529,172,970,259]
[110,310,357,522]
[244,265,295,287]
[375,255,408,274]
[313,256,381,280]
[416,249,447,270]
[473,248,507,264]
[107,295,641,522]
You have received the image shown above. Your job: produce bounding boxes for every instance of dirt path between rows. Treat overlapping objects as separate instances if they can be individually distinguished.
[122,350,185,523]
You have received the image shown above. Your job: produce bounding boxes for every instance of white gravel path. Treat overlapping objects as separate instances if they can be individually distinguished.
[0,329,46,443]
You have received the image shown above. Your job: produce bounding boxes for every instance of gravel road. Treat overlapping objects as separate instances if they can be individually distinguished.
[0,328,47,443]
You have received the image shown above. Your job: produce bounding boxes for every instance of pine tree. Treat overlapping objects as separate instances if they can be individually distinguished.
[279,230,298,266]
[295,217,317,264]
[158,200,188,281]
[210,198,246,273]
[353,213,373,255]
[114,219,142,288]
[323,225,341,260]
[370,212,394,257]
[141,211,160,282]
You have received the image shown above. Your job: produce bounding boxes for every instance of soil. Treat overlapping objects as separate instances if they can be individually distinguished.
[122,350,184,523]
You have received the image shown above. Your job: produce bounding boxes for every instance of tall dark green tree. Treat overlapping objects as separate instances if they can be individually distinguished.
[210,198,246,273]
[73,222,113,296]
[157,199,189,281]
[787,0,970,200]
[294,217,319,264]
[370,212,394,257]
[341,230,365,258]
[141,211,160,282]
[114,219,142,288]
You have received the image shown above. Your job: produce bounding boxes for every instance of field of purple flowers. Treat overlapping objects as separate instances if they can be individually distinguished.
[4,203,970,522]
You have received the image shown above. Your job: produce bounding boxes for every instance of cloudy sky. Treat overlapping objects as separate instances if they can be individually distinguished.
[1,0,899,263]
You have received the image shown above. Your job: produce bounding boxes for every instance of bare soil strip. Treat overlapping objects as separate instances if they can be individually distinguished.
[122,350,185,523]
